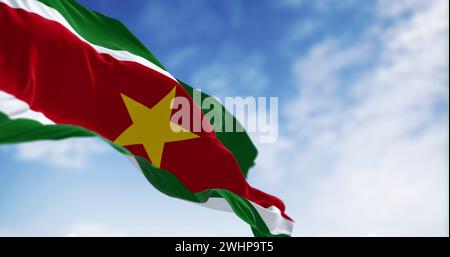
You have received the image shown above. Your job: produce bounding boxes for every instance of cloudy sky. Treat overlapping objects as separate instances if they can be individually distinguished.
[0,0,448,236]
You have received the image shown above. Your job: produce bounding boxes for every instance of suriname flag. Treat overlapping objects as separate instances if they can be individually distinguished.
[0,0,293,236]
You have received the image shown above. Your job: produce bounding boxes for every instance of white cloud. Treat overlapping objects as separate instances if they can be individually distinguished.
[279,0,361,11]
[376,0,429,19]
[191,46,269,97]
[0,223,127,237]
[0,228,18,237]
[166,46,198,70]
[65,223,127,237]
[250,138,294,186]
[16,138,110,169]
[280,20,322,55]
[138,1,224,44]
[253,0,449,236]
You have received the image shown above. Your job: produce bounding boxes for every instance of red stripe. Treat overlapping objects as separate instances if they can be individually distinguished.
[0,3,291,221]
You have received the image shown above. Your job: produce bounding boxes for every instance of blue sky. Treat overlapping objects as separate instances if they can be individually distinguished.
[0,0,448,236]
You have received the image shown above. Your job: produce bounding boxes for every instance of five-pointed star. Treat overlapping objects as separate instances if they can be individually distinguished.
[115,87,198,168]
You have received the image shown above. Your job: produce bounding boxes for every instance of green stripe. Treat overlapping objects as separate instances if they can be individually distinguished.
[137,155,286,237]
[0,112,286,236]
[34,0,257,178]
[178,80,257,178]
[37,0,166,70]
[0,112,129,155]
[0,112,94,143]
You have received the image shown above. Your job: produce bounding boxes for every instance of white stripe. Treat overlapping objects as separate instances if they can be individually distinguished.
[250,203,294,236]
[198,197,294,236]
[0,90,55,124]
[0,0,176,82]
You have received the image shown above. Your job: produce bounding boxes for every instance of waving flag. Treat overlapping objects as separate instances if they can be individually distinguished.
[0,0,293,236]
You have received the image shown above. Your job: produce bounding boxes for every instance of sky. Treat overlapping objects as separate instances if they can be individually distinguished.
[0,0,448,236]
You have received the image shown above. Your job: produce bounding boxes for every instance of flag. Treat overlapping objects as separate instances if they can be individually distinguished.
[0,0,293,236]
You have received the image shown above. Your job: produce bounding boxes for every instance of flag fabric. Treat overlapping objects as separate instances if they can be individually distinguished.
[0,0,293,236]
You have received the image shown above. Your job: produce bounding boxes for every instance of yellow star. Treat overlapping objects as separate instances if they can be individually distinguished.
[115,87,199,168]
